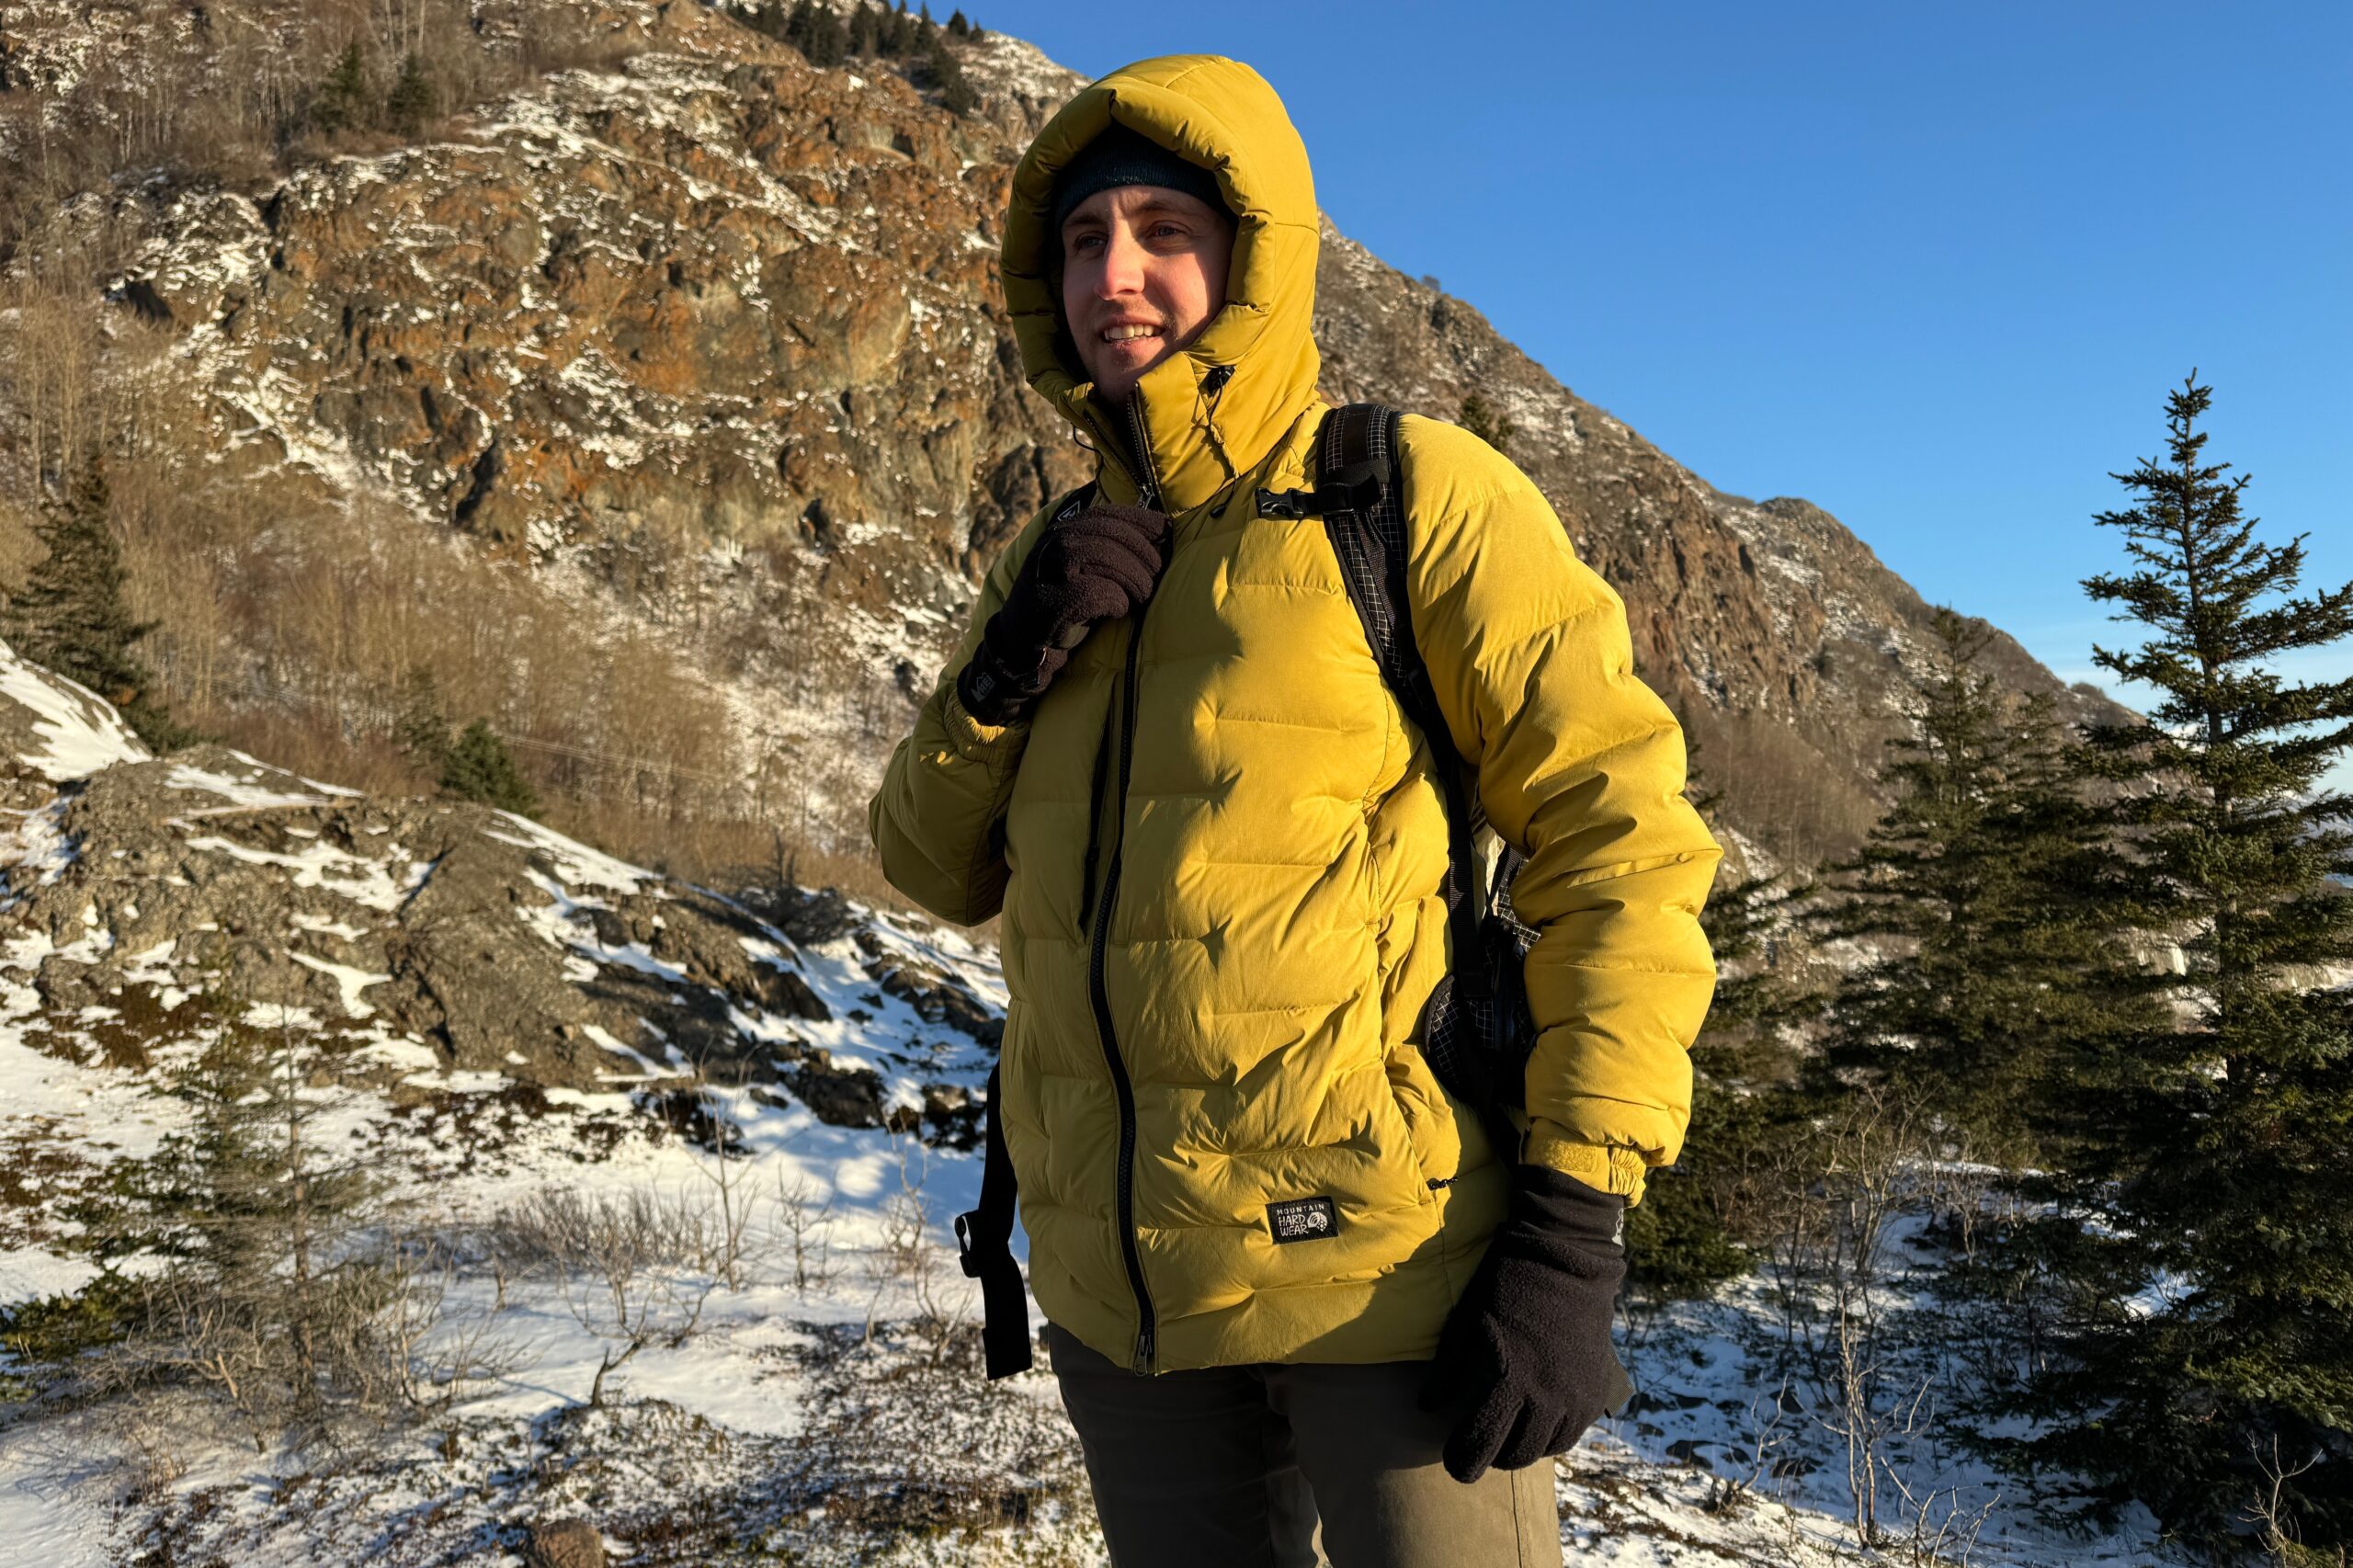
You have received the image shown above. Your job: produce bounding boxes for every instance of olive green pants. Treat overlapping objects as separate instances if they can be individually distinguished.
[1046,1324,1560,1568]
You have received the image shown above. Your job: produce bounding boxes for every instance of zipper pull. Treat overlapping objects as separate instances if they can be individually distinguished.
[1131,1322,1155,1373]
[1124,392,1161,511]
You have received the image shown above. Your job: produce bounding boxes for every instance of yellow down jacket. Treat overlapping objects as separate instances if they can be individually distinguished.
[869,55,1722,1373]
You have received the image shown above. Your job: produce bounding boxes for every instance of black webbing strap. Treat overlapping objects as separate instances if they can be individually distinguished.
[954,1064,1032,1379]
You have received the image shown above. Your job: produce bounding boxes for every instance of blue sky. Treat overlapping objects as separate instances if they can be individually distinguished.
[975,0,2351,784]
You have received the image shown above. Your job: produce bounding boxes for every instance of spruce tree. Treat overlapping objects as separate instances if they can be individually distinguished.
[1984,375,2353,1550]
[312,42,369,134]
[924,33,974,117]
[947,8,971,38]
[784,0,815,49]
[383,51,437,136]
[1459,392,1515,457]
[803,6,847,67]
[392,665,452,771]
[1806,608,2156,1168]
[439,718,540,815]
[2,448,189,751]
[117,1011,392,1449]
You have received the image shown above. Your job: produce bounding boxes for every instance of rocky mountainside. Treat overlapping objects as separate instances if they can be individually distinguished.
[0,637,1005,1173]
[0,0,2109,875]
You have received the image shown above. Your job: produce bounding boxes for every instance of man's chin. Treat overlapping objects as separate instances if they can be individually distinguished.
[1086,351,1170,406]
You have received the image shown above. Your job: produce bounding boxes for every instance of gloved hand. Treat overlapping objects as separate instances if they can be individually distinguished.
[1419,1162,1631,1483]
[956,502,1171,723]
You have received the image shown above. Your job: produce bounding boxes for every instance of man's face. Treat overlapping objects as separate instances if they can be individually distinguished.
[1058,184,1234,406]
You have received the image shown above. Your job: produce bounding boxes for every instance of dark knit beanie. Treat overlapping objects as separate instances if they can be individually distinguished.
[1049,123,1230,240]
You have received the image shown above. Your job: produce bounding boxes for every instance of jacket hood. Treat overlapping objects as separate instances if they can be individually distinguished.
[1002,54,1323,513]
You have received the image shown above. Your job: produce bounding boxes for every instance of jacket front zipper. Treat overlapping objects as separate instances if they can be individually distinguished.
[1086,392,1163,1373]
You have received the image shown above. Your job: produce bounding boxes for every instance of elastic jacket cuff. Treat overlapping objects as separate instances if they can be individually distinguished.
[1522,1122,1654,1208]
[941,677,1028,763]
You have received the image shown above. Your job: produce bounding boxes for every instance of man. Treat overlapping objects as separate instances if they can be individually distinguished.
[869,54,1721,1566]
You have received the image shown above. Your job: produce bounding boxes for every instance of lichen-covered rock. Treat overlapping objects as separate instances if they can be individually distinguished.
[521,1517,607,1568]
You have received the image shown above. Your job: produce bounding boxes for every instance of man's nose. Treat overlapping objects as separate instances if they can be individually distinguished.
[1096,225,1147,296]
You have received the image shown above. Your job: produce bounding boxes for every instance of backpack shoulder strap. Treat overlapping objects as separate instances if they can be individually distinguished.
[1303,403,1495,983]
[1313,404,1421,719]
[1302,406,1471,806]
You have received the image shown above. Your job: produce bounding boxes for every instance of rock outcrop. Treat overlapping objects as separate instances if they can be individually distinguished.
[0,641,1001,1150]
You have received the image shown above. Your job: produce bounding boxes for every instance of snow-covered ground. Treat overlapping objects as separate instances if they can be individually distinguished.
[0,644,2184,1565]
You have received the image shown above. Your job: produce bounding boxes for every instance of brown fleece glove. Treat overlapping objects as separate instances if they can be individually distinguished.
[956,503,1170,723]
[1420,1163,1631,1483]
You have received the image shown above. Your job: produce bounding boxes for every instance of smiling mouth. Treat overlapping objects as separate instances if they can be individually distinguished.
[1101,324,1163,343]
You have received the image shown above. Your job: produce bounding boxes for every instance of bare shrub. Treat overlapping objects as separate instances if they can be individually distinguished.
[484,1185,720,1407]
[1702,1369,1794,1517]
[771,1167,838,1296]
[104,1396,195,1505]
[857,1141,966,1361]
[1743,1082,1984,1552]
[2246,1436,2346,1568]
[1883,1463,2002,1567]
[681,1075,757,1293]
[369,1223,520,1414]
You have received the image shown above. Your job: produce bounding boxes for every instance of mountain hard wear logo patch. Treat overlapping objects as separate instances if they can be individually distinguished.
[1266,1197,1339,1244]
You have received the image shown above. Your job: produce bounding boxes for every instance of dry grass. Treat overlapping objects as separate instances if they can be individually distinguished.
[1688,706,1884,869]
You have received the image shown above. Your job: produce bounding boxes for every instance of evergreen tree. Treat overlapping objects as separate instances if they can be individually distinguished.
[846,3,876,55]
[2,447,189,751]
[1982,375,2353,1550]
[922,33,974,116]
[392,665,452,771]
[784,0,815,49]
[1459,391,1516,457]
[312,41,370,134]
[1803,611,2153,1165]
[439,718,540,815]
[947,8,971,38]
[802,5,847,67]
[383,51,437,136]
[116,1011,392,1449]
